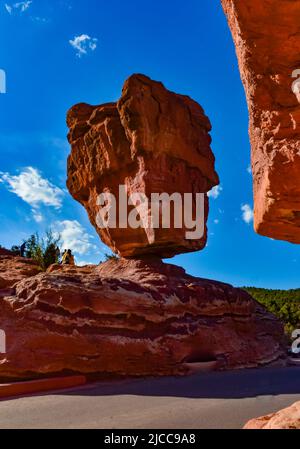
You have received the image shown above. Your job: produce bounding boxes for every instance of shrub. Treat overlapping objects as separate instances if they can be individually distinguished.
[244,287,300,335]
[15,230,61,270]
[104,253,119,262]
[10,245,21,256]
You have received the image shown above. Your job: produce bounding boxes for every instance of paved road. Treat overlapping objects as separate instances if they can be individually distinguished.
[1,366,300,429]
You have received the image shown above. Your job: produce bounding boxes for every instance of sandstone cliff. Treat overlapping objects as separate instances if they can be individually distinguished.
[222,0,300,242]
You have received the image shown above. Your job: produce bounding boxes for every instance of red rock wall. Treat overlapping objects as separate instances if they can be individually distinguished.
[222,0,300,242]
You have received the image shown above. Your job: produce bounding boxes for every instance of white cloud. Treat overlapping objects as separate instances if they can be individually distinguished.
[0,167,64,209]
[32,209,43,223]
[77,260,95,267]
[31,16,49,23]
[4,1,32,14]
[214,219,219,224]
[247,164,252,174]
[54,220,98,255]
[208,185,223,199]
[69,34,98,57]
[16,0,31,11]
[241,204,254,224]
[4,4,12,13]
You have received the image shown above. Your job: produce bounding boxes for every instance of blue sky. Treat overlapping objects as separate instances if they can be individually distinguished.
[0,0,299,288]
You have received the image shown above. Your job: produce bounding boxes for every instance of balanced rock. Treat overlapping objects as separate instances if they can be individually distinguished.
[67,74,219,258]
[222,0,300,243]
[0,258,285,380]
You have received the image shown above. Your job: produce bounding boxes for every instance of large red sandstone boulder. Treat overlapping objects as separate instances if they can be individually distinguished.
[67,74,219,258]
[222,0,300,243]
[244,401,300,429]
[0,258,285,380]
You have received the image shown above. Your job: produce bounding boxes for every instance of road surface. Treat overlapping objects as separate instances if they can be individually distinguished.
[0,366,300,429]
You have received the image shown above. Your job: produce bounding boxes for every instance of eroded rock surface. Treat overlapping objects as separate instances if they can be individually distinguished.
[222,0,300,243]
[0,253,41,297]
[0,258,285,380]
[244,401,300,429]
[67,74,219,258]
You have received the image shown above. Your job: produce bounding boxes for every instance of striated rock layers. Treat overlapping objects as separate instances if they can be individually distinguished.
[0,258,285,380]
[222,0,300,243]
[244,401,300,429]
[67,74,219,258]
[0,253,41,298]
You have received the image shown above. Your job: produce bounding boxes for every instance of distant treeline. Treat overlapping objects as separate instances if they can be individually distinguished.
[243,287,300,334]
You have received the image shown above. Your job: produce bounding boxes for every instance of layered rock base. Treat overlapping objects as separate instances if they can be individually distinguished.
[0,256,285,380]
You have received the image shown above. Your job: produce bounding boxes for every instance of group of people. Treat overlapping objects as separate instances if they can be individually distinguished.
[19,244,75,266]
[61,249,75,266]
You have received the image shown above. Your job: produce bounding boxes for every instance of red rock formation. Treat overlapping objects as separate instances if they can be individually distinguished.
[222,0,300,243]
[244,401,300,429]
[0,253,41,297]
[0,248,13,256]
[67,74,219,258]
[0,258,285,380]
[0,70,287,380]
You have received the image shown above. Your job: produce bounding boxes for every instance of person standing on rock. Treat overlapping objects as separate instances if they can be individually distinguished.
[20,242,26,258]
[61,249,67,264]
[55,246,61,264]
[62,249,75,266]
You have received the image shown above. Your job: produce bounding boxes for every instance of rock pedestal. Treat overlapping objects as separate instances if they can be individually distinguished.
[0,258,285,380]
